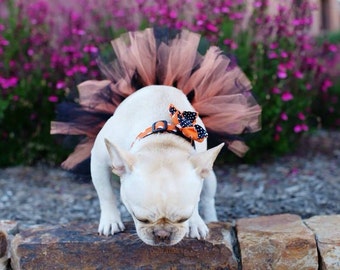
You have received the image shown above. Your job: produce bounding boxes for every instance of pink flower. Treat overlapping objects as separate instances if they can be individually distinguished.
[224,39,238,50]
[79,65,88,74]
[56,81,66,89]
[267,51,278,59]
[27,49,34,56]
[269,42,279,50]
[9,60,15,68]
[280,51,288,58]
[292,19,301,26]
[306,57,316,66]
[113,9,125,17]
[221,6,230,13]
[281,112,288,121]
[293,70,304,79]
[255,18,263,24]
[23,63,33,71]
[278,5,287,13]
[206,23,218,32]
[196,2,204,9]
[321,78,333,92]
[272,87,281,94]
[293,125,302,133]
[328,44,337,52]
[213,7,220,14]
[169,10,177,19]
[175,21,184,29]
[72,28,85,36]
[0,38,9,46]
[0,76,18,89]
[83,45,98,54]
[281,92,294,101]
[48,95,58,103]
[230,12,243,20]
[275,125,282,132]
[302,43,312,51]
[62,46,76,53]
[298,112,306,121]
[284,60,295,70]
[294,124,309,133]
[65,69,74,76]
[254,1,262,8]
[277,70,287,79]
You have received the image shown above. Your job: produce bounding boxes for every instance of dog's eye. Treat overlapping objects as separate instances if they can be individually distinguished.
[136,217,152,224]
[176,217,189,223]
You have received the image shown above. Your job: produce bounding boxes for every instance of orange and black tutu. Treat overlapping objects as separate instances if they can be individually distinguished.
[51,28,261,170]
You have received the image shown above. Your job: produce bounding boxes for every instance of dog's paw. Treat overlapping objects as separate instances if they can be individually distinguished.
[98,215,125,236]
[186,215,209,240]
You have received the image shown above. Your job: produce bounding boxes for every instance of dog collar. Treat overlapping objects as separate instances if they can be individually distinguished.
[133,104,208,147]
[136,120,179,140]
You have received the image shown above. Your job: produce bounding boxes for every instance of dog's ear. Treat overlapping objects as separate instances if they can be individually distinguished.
[104,138,135,176]
[190,143,224,179]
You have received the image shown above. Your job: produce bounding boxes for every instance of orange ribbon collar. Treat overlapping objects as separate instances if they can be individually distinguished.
[135,104,208,145]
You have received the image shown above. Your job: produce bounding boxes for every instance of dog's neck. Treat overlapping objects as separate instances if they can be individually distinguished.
[132,120,195,148]
[130,133,195,155]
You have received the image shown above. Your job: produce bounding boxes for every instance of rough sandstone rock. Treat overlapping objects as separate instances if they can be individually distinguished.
[10,222,238,270]
[0,220,19,270]
[0,231,8,270]
[236,214,318,270]
[305,215,340,270]
[0,220,19,235]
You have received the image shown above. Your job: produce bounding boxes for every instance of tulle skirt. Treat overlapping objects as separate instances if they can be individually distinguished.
[51,28,261,170]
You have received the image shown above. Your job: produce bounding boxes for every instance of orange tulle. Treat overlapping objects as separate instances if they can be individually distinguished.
[51,28,261,170]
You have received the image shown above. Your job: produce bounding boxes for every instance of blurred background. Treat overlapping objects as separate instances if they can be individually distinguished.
[0,0,339,168]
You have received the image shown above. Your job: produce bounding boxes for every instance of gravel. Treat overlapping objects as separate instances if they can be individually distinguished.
[1,129,339,229]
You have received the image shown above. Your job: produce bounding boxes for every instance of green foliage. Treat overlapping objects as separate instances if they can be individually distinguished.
[0,75,67,166]
[313,79,340,129]
[318,31,340,44]
[0,1,69,166]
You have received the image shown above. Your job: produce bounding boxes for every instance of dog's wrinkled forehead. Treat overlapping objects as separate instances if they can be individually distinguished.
[137,149,192,168]
[121,161,202,206]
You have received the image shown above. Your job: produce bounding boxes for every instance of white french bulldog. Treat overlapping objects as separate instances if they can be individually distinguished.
[91,85,224,246]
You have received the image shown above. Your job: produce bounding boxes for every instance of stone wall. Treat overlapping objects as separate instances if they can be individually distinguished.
[1,214,339,270]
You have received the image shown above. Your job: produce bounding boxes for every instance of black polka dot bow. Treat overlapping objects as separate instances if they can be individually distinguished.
[169,104,208,142]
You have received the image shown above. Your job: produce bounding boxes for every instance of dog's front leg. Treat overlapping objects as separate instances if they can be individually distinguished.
[91,159,125,236]
[199,169,218,222]
[186,204,209,240]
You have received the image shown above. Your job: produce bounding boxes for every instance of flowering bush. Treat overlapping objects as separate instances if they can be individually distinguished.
[218,0,340,158]
[139,0,340,159]
[314,32,340,129]
[0,0,103,165]
[0,0,339,166]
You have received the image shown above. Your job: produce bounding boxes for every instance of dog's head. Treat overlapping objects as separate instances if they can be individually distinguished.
[105,139,223,246]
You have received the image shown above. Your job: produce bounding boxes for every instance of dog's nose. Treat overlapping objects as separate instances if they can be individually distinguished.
[153,229,171,244]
